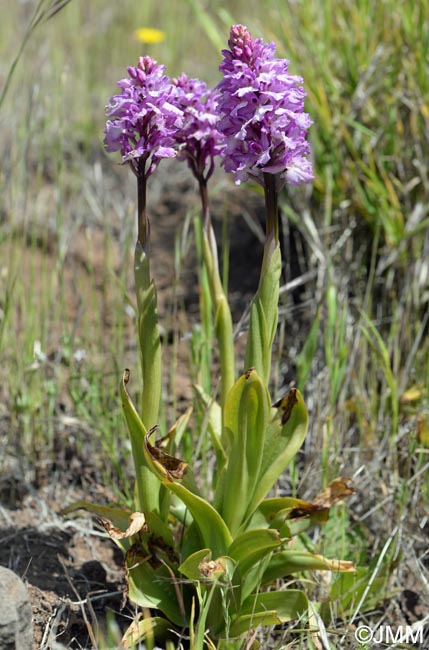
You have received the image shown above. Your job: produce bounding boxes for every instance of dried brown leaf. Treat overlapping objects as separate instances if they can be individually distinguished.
[198,559,227,579]
[99,511,147,540]
[273,388,299,425]
[312,477,354,508]
[145,426,187,481]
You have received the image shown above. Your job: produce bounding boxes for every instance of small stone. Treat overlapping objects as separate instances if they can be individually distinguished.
[0,566,33,650]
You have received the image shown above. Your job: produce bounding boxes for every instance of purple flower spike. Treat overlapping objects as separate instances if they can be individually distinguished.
[217,25,314,188]
[172,73,225,183]
[104,56,184,177]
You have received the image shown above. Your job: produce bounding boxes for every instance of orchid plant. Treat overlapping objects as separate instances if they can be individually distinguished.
[64,25,354,649]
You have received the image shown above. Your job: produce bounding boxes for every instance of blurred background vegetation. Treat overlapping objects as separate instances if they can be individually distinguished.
[0,0,428,645]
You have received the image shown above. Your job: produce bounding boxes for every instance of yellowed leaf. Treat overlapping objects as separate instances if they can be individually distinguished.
[311,553,356,573]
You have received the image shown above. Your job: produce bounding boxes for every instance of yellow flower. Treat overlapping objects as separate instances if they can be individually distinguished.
[133,28,165,44]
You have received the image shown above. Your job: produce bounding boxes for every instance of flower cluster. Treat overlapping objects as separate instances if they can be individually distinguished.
[217,24,313,187]
[104,56,183,177]
[104,27,314,191]
[172,74,225,182]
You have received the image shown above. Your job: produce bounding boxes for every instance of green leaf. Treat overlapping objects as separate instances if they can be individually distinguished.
[179,548,211,580]
[229,590,308,637]
[144,511,175,548]
[257,496,329,536]
[122,615,175,649]
[219,369,270,535]
[120,370,161,516]
[227,529,281,576]
[258,496,315,519]
[262,551,355,584]
[134,240,162,430]
[245,388,308,518]
[166,482,232,558]
[61,500,132,531]
[126,553,184,627]
[245,236,281,384]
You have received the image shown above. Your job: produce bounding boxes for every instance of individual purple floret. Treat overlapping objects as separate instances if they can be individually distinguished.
[172,73,225,183]
[104,56,183,177]
[217,24,314,188]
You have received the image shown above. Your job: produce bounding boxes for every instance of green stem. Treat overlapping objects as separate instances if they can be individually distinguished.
[132,164,163,513]
[199,179,235,407]
[134,161,162,429]
[244,175,282,384]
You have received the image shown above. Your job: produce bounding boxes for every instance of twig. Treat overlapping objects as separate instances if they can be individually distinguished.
[57,554,99,649]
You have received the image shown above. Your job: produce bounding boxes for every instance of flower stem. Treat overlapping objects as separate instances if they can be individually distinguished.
[137,158,147,247]
[198,178,235,407]
[263,172,279,243]
[199,178,210,230]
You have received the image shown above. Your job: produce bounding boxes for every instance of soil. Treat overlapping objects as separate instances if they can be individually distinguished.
[0,472,128,648]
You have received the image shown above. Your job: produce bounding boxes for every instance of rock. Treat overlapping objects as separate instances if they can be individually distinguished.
[0,566,33,650]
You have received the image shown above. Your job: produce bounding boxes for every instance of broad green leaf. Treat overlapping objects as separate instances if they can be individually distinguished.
[258,496,329,536]
[258,477,354,536]
[229,589,308,637]
[239,553,272,603]
[134,240,162,429]
[259,496,318,520]
[245,235,281,384]
[220,369,270,535]
[245,388,308,518]
[122,615,174,649]
[181,521,204,561]
[262,551,355,584]
[145,511,175,548]
[229,610,282,637]
[120,370,161,516]
[227,529,281,576]
[287,516,329,537]
[179,548,211,581]
[126,552,184,626]
[61,500,132,531]
[166,482,232,558]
